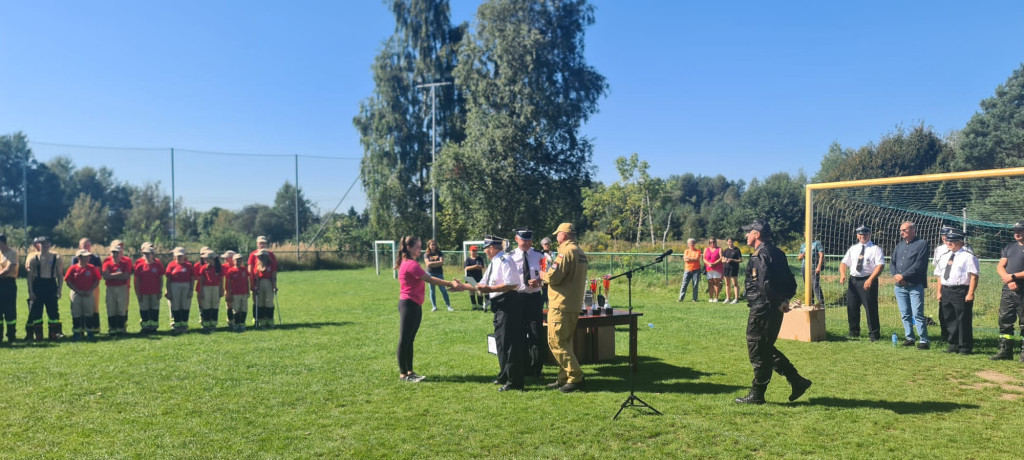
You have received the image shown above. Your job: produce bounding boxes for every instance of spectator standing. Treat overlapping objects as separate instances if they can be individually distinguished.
[721,238,742,304]
[464,246,485,311]
[890,222,931,349]
[934,228,979,354]
[839,226,885,342]
[797,239,825,306]
[704,238,724,302]
[424,239,452,312]
[991,221,1024,361]
[678,239,702,302]
[0,234,18,343]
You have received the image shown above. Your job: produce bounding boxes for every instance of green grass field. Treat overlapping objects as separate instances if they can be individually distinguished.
[3,267,1023,459]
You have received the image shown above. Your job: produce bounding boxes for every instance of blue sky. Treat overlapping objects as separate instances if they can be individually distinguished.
[2,1,1022,213]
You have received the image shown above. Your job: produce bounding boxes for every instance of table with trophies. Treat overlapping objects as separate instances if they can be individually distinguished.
[543,275,643,371]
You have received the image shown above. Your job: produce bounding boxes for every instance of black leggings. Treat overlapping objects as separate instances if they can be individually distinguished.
[397,299,422,375]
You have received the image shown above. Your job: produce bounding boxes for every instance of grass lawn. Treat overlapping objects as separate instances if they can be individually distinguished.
[3,267,1022,459]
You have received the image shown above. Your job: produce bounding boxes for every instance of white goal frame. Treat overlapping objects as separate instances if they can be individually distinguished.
[374,240,397,278]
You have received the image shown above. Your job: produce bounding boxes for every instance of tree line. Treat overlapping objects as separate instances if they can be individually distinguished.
[0,133,372,255]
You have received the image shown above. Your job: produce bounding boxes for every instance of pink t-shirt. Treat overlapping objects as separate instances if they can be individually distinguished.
[704,247,723,274]
[399,259,427,306]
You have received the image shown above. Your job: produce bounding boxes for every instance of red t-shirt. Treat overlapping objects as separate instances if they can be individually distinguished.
[134,258,165,295]
[64,264,100,292]
[165,261,194,283]
[225,266,250,295]
[248,251,278,280]
[194,263,223,292]
[399,259,426,306]
[102,256,133,287]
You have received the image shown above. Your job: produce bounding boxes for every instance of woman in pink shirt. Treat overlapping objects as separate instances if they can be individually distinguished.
[703,238,724,302]
[395,236,460,383]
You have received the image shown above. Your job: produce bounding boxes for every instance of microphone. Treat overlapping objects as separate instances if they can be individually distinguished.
[655,249,673,262]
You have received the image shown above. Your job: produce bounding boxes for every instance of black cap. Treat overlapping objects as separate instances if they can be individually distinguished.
[741,219,771,236]
[1014,221,1024,231]
[482,235,504,247]
[855,226,871,234]
[940,226,954,235]
[946,228,967,241]
[515,228,533,240]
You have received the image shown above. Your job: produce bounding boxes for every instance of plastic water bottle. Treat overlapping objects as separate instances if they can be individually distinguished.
[648,323,654,329]
[891,333,898,346]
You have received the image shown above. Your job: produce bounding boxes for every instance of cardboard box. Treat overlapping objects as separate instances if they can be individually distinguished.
[779,307,826,342]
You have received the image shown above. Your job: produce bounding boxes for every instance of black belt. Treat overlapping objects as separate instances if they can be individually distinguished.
[942,284,969,290]
[852,276,870,280]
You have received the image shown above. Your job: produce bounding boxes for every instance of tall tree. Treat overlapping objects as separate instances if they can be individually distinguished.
[54,193,110,246]
[354,0,466,242]
[956,63,1024,171]
[271,181,316,240]
[0,132,66,235]
[123,181,173,245]
[436,0,607,239]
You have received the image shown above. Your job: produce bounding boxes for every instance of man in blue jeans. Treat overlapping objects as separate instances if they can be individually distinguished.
[891,221,931,349]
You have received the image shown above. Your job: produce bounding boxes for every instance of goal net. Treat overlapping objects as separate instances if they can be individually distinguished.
[806,167,1024,308]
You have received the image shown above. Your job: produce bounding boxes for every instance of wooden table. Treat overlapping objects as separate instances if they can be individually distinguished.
[544,309,643,372]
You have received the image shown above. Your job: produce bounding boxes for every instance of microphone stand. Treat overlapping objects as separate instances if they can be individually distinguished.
[610,255,665,420]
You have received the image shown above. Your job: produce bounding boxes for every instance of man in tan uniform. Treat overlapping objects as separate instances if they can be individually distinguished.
[541,223,588,393]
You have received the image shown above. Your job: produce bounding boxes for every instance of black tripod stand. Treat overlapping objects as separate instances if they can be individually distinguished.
[609,254,667,420]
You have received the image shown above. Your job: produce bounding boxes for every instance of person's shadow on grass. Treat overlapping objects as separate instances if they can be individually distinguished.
[583,356,745,395]
[792,397,979,414]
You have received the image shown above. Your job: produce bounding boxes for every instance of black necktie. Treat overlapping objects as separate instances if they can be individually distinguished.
[944,252,955,280]
[856,245,865,272]
[523,252,531,282]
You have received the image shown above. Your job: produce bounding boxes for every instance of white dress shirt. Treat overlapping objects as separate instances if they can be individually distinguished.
[479,251,522,299]
[509,247,544,294]
[933,248,979,286]
[841,241,885,277]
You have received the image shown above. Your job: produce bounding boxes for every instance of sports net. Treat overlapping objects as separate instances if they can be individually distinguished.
[809,169,1024,308]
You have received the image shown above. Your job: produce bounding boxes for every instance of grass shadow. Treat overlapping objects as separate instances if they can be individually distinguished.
[795,397,979,414]
[580,355,744,395]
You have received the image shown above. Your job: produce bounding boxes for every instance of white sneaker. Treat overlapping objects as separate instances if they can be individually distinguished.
[431,306,438,312]
[710,298,717,303]
[447,306,454,312]
[731,299,738,304]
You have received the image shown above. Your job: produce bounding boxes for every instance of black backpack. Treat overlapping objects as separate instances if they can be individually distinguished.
[768,246,797,302]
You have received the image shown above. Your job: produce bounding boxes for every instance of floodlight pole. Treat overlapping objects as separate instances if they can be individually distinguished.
[22,143,28,247]
[416,81,452,243]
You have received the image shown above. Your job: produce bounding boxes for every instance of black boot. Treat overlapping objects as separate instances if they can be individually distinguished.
[47,322,63,340]
[787,375,812,402]
[6,323,15,342]
[108,316,117,335]
[734,385,766,404]
[990,338,1013,360]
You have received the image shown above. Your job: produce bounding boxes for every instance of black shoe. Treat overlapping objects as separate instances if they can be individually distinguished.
[916,342,930,350]
[492,379,506,385]
[558,382,582,393]
[868,336,879,343]
[498,383,524,392]
[944,345,957,353]
[847,332,860,339]
[546,381,565,389]
[901,339,915,347]
[734,388,766,405]
[788,377,812,402]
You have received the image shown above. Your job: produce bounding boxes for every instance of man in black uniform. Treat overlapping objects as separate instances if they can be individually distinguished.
[26,236,64,340]
[509,228,546,379]
[992,221,1024,361]
[735,219,812,405]
[0,234,18,343]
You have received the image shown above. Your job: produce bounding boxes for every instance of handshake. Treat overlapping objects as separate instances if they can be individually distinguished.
[447,279,474,293]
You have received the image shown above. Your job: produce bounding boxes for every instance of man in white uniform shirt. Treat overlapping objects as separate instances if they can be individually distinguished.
[934,228,979,355]
[471,235,526,392]
[508,228,546,379]
[839,226,886,341]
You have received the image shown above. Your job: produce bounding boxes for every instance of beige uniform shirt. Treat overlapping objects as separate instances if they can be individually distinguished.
[0,247,18,279]
[541,239,588,313]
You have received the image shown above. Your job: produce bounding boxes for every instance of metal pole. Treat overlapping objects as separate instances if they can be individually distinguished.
[295,154,300,262]
[171,148,176,246]
[415,81,451,243]
[430,85,436,242]
[22,143,28,246]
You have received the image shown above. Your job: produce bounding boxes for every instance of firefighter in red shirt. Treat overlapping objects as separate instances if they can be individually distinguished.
[248,237,278,328]
[65,249,101,341]
[225,253,250,332]
[165,247,194,334]
[195,249,225,333]
[134,243,164,333]
[102,244,133,335]
[221,250,237,326]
